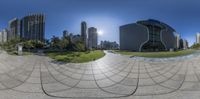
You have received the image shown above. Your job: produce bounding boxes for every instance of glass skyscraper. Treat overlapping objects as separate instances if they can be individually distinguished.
[20,14,45,42]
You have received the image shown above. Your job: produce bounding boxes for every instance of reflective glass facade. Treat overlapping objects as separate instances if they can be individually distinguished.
[141,25,165,52]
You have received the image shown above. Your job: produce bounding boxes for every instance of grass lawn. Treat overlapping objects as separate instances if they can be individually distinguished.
[22,51,33,55]
[46,50,105,63]
[114,49,196,58]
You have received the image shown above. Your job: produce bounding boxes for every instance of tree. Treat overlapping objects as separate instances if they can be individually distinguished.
[44,39,50,48]
[191,43,200,49]
[50,36,61,49]
[2,37,21,51]
[60,37,69,49]
[23,40,34,51]
[73,41,85,51]
[35,41,45,49]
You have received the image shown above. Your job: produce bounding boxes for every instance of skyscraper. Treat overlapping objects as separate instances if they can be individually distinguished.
[196,33,200,44]
[81,21,87,49]
[183,39,188,49]
[8,18,20,40]
[20,14,45,42]
[179,39,188,49]
[88,27,98,49]
[174,33,180,49]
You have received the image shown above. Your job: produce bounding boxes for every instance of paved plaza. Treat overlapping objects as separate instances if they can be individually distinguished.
[0,50,199,99]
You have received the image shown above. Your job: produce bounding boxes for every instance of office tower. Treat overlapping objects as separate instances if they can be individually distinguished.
[8,18,20,40]
[81,21,87,49]
[183,39,188,49]
[174,33,180,49]
[179,39,183,49]
[185,40,189,48]
[88,27,98,49]
[179,39,188,49]
[196,33,200,44]
[20,14,45,41]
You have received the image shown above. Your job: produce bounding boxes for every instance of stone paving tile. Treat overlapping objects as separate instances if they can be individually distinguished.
[0,51,199,99]
[13,82,43,93]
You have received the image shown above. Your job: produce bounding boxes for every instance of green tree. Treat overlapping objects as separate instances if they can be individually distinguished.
[23,40,34,51]
[60,37,69,49]
[2,37,21,51]
[44,39,50,48]
[73,41,85,51]
[191,43,200,49]
[35,41,45,49]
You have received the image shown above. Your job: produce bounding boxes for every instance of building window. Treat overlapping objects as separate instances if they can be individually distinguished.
[141,25,165,52]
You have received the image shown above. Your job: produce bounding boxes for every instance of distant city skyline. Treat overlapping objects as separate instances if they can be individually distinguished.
[0,0,200,46]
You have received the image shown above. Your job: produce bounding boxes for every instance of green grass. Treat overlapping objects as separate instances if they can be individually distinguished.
[22,51,33,55]
[114,49,196,58]
[47,50,105,63]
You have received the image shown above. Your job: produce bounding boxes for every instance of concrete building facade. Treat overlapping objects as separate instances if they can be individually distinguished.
[120,19,177,52]
[88,27,98,49]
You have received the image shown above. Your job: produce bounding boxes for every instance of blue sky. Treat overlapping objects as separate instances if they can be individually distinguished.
[0,0,200,46]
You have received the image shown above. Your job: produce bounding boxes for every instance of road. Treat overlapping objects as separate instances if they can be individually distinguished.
[0,51,199,99]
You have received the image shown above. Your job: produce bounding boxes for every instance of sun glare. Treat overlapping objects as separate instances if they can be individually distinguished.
[98,30,103,35]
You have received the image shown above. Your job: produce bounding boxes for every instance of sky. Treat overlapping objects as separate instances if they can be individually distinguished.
[0,0,200,46]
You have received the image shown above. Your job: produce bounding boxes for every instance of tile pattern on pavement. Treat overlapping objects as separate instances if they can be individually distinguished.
[0,51,199,99]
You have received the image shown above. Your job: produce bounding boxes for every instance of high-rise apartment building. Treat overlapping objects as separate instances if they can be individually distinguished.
[8,18,20,40]
[7,14,45,42]
[88,27,98,49]
[174,33,180,49]
[183,39,188,49]
[81,21,87,49]
[20,14,45,41]
[179,39,188,49]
